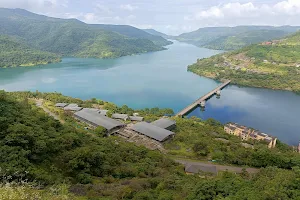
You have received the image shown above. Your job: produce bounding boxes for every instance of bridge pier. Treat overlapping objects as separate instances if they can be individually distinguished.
[200,101,206,107]
[216,90,221,96]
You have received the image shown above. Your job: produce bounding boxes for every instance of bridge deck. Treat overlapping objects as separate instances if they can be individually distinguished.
[176,80,231,117]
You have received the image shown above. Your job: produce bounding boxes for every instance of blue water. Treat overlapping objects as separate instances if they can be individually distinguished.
[0,41,299,145]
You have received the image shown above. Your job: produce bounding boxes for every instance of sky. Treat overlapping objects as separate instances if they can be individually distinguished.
[1,0,300,35]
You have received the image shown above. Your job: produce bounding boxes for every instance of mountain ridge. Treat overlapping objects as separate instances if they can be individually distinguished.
[176,26,300,50]
[0,8,170,67]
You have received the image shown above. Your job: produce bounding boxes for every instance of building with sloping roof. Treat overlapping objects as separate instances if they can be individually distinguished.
[55,103,68,108]
[112,114,129,121]
[131,122,175,142]
[64,103,82,111]
[64,106,83,111]
[129,116,144,122]
[82,108,99,112]
[185,164,218,175]
[74,109,125,133]
[99,110,109,116]
[151,118,176,131]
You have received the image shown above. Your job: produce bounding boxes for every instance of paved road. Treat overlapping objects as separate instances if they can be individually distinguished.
[176,159,260,174]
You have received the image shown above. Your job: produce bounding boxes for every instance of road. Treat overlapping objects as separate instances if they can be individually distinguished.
[175,159,260,174]
[34,99,65,124]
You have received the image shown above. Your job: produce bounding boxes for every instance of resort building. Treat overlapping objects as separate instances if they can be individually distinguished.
[129,116,144,122]
[151,118,176,131]
[74,109,125,134]
[185,164,218,176]
[130,122,175,142]
[55,103,68,108]
[112,113,129,121]
[99,110,109,116]
[224,123,277,148]
[64,104,83,111]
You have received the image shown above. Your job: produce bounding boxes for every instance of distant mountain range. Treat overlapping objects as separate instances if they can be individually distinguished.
[176,26,300,50]
[188,31,300,93]
[0,8,172,67]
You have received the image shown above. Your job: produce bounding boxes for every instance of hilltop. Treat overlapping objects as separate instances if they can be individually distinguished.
[176,26,300,50]
[188,32,300,93]
[0,8,171,67]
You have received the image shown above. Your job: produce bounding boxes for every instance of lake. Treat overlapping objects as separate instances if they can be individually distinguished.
[0,41,299,145]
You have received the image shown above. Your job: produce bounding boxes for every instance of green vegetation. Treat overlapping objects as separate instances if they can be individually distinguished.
[176,26,300,50]
[93,25,173,46]
[188,32,300,93]
[1,90,300,199]
[0,8,171,67]
[0,35,60,68]
[166,117,300,169]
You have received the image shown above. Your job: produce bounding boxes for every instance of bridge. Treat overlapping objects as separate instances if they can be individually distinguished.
[176,80,231,117]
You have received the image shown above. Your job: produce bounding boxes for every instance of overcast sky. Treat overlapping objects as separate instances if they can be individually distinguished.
[1,0,300,35]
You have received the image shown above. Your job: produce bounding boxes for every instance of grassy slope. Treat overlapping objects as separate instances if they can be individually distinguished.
[188,32,300,92]
[176,26,300,50]
[0,35,61,68]
[0,8,164,63]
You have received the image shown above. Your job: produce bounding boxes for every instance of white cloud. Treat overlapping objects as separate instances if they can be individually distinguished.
[0,0,68,11]
[187,0,300,22]
[120,4,138,11]
[95,4,112,14]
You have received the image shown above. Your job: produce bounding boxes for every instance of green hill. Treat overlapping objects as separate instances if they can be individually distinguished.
[0,35,60,68]
[176,26,300,50]
[188,32,300,93]
[0,8,165,67]
[93,25,173,46]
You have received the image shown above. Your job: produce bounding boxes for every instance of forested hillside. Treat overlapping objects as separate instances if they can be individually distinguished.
[176,26,300,50]
[1,90,300,199]
[188,32,300,93]
[0,8,168,67]
[92,25,173,46]
[0,35,60,68]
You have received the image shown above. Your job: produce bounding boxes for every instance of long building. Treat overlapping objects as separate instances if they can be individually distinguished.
[224,123,277,148]
[131,122,175,142]
[151,118,176,131]
[74,109,125,133]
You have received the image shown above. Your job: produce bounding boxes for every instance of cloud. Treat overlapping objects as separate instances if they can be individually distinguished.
[186,0,300,21]
[120,4,138,11]
[0,0,68,11]
[95,3,112,14]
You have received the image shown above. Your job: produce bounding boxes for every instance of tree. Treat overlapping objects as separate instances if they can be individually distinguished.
[95,126,107,137]
[193,141,210,157]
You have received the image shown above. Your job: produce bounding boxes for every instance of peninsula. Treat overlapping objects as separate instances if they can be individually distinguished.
[188,31,300,93]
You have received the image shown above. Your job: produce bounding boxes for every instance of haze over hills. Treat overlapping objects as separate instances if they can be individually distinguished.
[0,8,172,67]
[176,26,300,50]
[188,31,300,93]
[143,29,172,39]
